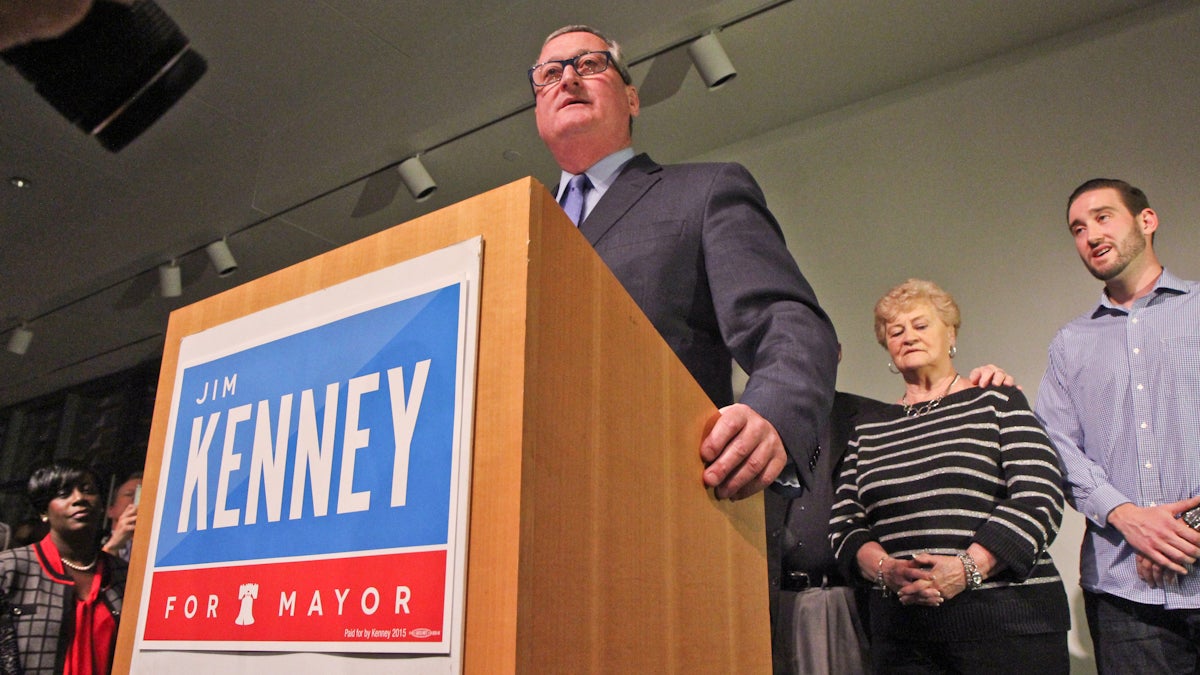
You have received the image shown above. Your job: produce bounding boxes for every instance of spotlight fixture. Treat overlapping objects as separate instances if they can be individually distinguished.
[6,325,33,356]
[687,32,737,89]
[0,0,207,152]
[158,259,182,297]
[397,156,437,201]
[205,239,238,277]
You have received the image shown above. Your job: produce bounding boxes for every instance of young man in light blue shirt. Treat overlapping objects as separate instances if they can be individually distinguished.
[1036,178,1200,673]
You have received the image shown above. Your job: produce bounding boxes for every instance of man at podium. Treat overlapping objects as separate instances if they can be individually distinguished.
[529,25,838,501]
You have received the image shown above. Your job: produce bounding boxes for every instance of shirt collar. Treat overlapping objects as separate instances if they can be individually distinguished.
[1091,268,1188,318]
[556,147,635,202]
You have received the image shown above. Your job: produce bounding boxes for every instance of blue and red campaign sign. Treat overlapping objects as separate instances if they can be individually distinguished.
[135,241,480,660]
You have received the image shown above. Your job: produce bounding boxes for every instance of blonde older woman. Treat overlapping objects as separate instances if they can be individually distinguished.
[829,279,1069,674]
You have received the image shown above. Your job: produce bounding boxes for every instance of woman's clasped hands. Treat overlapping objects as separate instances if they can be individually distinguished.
[891,553,971,607]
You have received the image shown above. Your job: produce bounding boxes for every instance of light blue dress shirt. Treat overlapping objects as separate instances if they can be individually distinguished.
[554,147,635,225]
[1036,268,1200,608]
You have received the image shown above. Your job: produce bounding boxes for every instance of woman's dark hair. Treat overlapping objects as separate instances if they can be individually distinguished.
[27,461,102,514]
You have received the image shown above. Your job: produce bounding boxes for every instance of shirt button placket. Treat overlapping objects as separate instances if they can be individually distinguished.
[1129,307,1160,507]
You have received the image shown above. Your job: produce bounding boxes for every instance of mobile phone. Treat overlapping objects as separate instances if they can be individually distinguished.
[1179,504,1200,531]
[134,484,142,507]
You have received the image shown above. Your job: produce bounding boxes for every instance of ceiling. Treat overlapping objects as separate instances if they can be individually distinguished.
[0,0,1172,409]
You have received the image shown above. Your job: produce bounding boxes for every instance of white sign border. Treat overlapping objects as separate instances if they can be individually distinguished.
[131,237,483,675]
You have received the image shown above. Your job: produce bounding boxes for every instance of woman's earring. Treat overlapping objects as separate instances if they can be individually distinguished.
[949,345,957,358]
[887,361,900,374]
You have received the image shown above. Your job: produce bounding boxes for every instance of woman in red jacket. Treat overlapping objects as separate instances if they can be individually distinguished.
[0,462,128,674]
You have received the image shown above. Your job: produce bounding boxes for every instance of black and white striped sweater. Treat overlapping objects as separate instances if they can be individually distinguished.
[829,385,1070,640]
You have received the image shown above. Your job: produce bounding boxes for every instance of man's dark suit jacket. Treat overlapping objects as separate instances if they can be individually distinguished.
[577,153,838,483]
[764,391,888,672]
[764,392,889,617]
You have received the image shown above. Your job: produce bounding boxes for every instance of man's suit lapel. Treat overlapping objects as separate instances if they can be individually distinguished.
[579,153,662,246]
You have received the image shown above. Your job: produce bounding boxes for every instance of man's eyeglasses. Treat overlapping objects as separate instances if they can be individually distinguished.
[528,50,621,88]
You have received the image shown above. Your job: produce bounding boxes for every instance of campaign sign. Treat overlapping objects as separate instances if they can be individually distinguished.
[135,239,480,662]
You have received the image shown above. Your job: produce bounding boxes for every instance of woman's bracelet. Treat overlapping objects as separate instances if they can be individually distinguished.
[875,555,890,597]
[958,551,983,590]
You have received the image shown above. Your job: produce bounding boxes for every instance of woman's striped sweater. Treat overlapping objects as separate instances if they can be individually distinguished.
[829,385,1070,640]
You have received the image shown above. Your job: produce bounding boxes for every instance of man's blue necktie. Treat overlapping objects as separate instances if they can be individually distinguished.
[560,173,591,226]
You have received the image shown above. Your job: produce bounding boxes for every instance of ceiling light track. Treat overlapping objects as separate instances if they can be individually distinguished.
[1,0,795,351]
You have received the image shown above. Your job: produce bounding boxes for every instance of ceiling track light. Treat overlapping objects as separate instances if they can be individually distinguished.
[687,31,737,89]
[205,239,238,277]
[0,0,207,152]
[6,325,33,356]
[6,17,764,355]
[397,155,437,201]
[158,259,183,297]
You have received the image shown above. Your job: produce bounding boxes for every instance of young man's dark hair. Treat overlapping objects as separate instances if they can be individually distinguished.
[1067,178,1151,217]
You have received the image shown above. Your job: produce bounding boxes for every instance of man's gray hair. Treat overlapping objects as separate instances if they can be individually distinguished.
[539,24,632,84]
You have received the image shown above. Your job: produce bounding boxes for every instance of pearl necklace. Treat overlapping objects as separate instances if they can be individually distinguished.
[902,374,960,418]
[60,556,97,572]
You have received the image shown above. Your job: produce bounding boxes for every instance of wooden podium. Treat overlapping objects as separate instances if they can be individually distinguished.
[115,178,770,673]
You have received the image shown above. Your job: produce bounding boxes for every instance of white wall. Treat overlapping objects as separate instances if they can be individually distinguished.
[707,3,1200,672]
